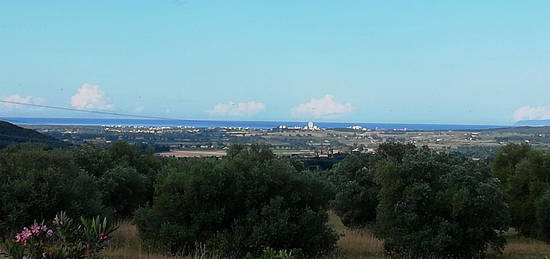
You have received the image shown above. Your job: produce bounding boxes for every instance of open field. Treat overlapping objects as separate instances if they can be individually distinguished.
[102,213,550,259]
[26,125,550,162]
[157,150,227,158]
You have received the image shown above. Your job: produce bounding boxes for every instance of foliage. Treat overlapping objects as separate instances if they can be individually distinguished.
[0,142,161,237]
[5,211,117,259]
[329,153,378,228]
[0,147,104,237]
[99,166,149,218]
[536,189,550,243]
[244,247,302,259]
[135,144,337,257]
[329,143,421,229]
[492,143,550,238]
[374,145,509,258]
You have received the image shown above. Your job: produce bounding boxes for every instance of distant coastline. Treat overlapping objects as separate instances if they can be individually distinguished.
[515,119,550,127]
[1,117,508,131]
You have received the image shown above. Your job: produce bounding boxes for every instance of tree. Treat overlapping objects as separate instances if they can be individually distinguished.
[100,166,150,218]
[135,145,337,256]
[330,154,378,228]
[492,144,550,237]
[536,189,550,243]
[375,146,509,257]
[0,147,104,237]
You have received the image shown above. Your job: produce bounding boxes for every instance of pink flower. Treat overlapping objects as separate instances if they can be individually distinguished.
[15,227,33,245]
[31,224,41,235]
[47,229,54,237]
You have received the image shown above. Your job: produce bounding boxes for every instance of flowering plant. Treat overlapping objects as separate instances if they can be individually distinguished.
[4,212,117,259]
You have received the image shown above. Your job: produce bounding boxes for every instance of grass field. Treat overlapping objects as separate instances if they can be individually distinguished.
[103,212,550,259]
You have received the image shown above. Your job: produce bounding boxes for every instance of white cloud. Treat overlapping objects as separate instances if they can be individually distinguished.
[209,101,266,117]
[1,94,45,109]
[71,84,113,110]
[513,106,550,122]
[291,95,352,119]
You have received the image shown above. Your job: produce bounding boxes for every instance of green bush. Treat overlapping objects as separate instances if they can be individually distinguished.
[100,166,150,219]
[75,142,161,217]
[374,146,509,258]
[492,144,550,238]
[0,148,104,237]
[536,189,550,243]
[135,144,337,257]
[329,154,378,228]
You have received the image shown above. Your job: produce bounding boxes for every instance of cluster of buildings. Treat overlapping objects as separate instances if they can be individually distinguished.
[276,122,321,131]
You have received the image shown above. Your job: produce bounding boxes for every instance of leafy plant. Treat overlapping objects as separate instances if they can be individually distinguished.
[135,144,337,257]
[374,145,509,257]
[492,144,550,238]
[5,211,117,259]
[245,247,302,259]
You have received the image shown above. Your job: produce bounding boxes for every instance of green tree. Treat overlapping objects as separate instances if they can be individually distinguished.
[375,146,509,257]
[0,147,104,237]
[330,154,378,228]
[536,189,550,243]
[135,144,337,256]
[492,144,550,237]
[100,166,150,218]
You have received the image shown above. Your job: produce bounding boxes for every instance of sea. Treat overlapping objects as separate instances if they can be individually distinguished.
[1,117,509,131]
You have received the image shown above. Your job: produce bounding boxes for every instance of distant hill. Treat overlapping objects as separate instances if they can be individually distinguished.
[0,120,67,149]
[515,120,550,127]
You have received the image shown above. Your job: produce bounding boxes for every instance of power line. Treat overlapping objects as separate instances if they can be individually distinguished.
[0,100,178,120]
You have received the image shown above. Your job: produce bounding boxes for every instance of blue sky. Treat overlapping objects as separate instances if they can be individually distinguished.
[1,0,550,125]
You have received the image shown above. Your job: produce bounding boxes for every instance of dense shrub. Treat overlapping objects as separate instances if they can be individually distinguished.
[536,189,550,243]
[0,147,104,237]
[492,144,550,238]
[100,166,150,218]
[329,154,378,228]
[374,146,509,258]
[135,145,337,257]
[0,142,160,238]
[330,143,422,229]
[75,142,161,217]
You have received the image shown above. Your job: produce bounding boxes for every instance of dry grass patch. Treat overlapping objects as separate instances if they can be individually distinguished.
[105,221,220,259]
[105,216,550,259]
[327,212,388,259]
[495,233,550,259]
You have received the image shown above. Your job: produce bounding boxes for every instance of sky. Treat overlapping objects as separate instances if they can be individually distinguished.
[1,0,550,125]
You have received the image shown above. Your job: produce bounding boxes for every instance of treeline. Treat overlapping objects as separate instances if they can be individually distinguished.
[0,142,159,235]
[1,142,549,258]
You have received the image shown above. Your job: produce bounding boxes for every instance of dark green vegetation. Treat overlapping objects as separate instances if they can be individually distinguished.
[134,145,338,257]
[375,147,509,257]
[331,143,511,257]
[1,133,550,258]
[0,143,338,257]
[0,121,67,149]
[0,142,159,238]
[492,143,550,241]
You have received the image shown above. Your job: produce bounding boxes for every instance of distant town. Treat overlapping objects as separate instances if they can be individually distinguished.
[26,122,550,160]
